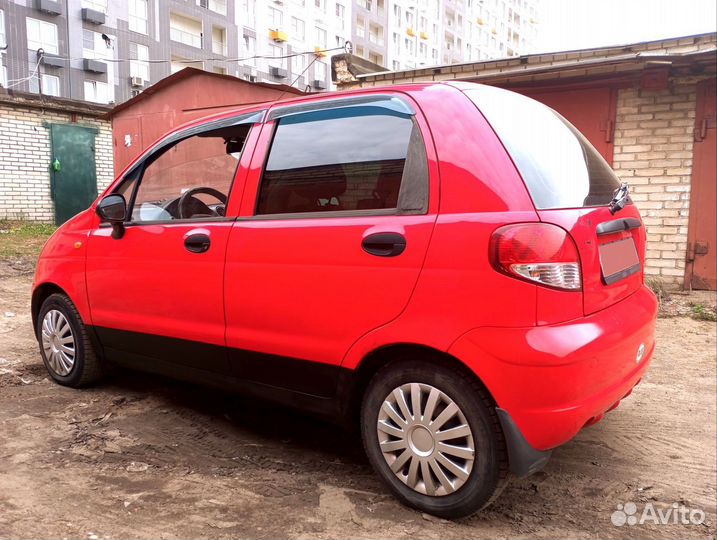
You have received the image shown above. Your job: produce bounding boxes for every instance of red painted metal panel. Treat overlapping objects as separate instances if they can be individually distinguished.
[686,78,717,290]
[110,72,299,176]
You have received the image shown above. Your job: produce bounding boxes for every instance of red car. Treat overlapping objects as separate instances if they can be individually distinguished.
[32,82,657,518]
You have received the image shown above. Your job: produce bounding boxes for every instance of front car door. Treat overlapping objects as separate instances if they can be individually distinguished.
[224,94,439,397]
[85,112,263,375]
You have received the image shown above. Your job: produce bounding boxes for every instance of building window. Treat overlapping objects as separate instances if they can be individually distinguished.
[244,34,256,56]
[84,80,110,103]
[356,16,365,38]
[26,18,59,55]
[291,17,305,41]
[29,72,60,96]
[129,0,148,35]
[197,0,227,16]
[314,60,326,82]
[170,12,202,48]
[268,6,282,28]
[315,26,327,48]
[314,0,326,13]
[369,23,383,45]
[82,0,107,13]
[130,42,150,81]
[42,74,60,96]
[393,4,400,19]
[0,9,5,49]
[368,51,382,65]
[392,60,400,70]
[292,52,305,73]
[335,35,344,47]
[269,44,284,67]
[212,25,226,55]
[335,4,345,29]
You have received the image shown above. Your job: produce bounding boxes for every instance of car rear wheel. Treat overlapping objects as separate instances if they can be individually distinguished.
[361,359,508,518]
[37,293,103,387]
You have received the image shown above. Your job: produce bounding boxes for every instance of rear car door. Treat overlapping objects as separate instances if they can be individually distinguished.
[85,113,262,375]
[224,95,438,396]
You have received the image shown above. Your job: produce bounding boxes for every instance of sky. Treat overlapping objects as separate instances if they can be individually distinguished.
[532,0,717,53]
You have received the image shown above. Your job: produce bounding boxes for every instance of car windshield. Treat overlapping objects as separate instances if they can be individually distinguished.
[465,85,621,210]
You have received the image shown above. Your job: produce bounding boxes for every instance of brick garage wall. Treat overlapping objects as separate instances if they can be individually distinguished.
[0,102,113,222]
[612,82,697,286]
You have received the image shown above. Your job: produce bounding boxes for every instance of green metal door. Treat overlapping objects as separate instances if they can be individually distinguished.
[49,124,99,225]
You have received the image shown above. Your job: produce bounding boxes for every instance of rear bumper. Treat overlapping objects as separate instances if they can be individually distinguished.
[449,285,658,452]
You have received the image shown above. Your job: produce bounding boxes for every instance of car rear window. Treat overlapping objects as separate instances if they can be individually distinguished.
[465,85,621,210]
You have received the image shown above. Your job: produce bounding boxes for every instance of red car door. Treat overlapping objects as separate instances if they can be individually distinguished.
[85,113,263,374]
[224,94,439,396]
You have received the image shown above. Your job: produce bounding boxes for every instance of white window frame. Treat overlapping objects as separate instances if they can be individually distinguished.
[41,73,60,96]
[315,26,327,48]
[291,17,305,41]
[128,0,148,35]
[268,7,283,28]
[26,18,59,55]
[84,80,110,103]
[211,26,226,55]
[314,60,327,82]
[130,42,150,81]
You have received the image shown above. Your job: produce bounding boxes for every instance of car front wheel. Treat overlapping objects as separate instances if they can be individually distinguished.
[37,293,103,387]
[361,359,508,518]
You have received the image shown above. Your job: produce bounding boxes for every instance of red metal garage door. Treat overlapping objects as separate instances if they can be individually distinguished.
[518,87,618,165]
[685,78,716,290]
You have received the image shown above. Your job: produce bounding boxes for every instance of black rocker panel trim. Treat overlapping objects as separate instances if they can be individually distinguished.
[91,326,349,415]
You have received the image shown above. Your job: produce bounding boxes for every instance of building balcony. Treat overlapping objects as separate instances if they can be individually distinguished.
[406,27,415,37]
[420,31,428,40]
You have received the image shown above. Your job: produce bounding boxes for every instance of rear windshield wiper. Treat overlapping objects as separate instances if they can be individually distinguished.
[609,182,630,215]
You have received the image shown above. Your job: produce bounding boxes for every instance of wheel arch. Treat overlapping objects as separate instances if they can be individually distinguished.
[31,282,69,331]
[343,343,499,429]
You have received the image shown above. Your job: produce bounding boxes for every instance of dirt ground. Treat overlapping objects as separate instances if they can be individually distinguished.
[0,257,715,540]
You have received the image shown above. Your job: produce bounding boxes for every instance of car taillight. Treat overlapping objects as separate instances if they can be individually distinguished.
[490,223,582,291]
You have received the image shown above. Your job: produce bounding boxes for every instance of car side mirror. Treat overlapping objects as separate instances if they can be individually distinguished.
[96,194,127,239]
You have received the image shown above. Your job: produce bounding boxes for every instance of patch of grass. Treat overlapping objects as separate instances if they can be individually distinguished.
[0,220,57,259]
[646,276,670,304]
[690,302,717,322]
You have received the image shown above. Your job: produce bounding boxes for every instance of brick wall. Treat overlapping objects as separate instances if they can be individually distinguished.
[612,83,697,285]
[0,102,113,222]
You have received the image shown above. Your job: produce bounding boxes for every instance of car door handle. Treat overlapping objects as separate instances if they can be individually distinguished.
[362,232,406,257]
[184,233,211,253]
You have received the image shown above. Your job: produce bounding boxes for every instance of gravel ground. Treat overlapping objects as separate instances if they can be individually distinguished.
[0,258,715,540]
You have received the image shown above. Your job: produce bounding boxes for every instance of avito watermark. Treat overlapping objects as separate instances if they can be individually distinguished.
[611,501,706,527]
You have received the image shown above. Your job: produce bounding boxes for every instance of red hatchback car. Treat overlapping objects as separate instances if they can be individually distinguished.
[33,82,657,518]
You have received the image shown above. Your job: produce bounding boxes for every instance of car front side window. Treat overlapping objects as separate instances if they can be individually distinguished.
[128,124,251,222]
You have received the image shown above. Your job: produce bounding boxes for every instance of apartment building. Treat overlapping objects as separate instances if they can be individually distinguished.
[352,0,539,71]
[0,0,534,105]
[0,0,350,104]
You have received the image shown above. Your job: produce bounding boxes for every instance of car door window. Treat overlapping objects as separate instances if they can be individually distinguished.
[129,124,251,222]
[256,106,427,215]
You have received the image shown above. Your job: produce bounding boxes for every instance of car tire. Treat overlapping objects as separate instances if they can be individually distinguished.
[361,358,509,519]
[36,293,103,387]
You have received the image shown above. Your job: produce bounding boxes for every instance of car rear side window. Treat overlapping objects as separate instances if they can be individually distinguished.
[256,106,426,215]
[465,85,621,210]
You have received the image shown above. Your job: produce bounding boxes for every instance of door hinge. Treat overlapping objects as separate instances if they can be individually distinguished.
[687,241,709,262]
[694,115,715,142]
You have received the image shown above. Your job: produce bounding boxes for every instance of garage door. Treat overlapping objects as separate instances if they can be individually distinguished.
[686,78,716,290]
[518,87,618,165]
